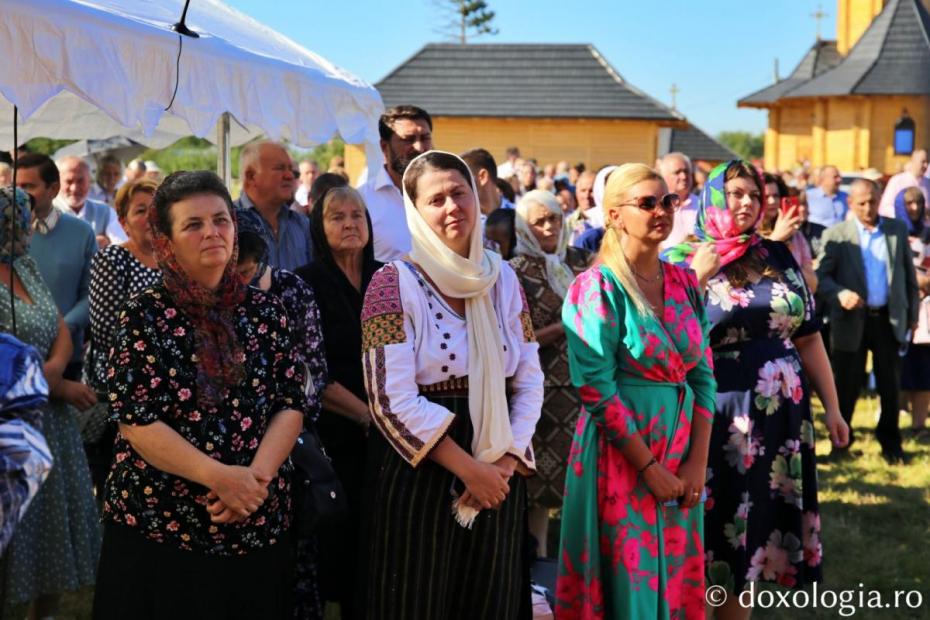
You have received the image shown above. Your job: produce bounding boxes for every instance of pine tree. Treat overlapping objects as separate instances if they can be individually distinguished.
[435,0,499,44]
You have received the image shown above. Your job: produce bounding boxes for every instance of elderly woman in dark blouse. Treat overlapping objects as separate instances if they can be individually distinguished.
[296,184,382,620]
[93,171,304,619]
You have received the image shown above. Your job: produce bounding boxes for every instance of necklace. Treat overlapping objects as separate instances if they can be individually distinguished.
[625,253,663,284]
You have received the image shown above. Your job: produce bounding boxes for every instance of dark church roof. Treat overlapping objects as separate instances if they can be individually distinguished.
[739,0,930,106]
[787,0,930,98]
[376,43,683,121]
[738,40,842,107]
[669,125,739,162]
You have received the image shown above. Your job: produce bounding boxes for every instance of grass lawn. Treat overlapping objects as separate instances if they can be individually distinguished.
[30,398,930,618]
[752,396,929,619]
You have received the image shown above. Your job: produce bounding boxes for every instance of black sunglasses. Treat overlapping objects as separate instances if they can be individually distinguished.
[618,193,681,213]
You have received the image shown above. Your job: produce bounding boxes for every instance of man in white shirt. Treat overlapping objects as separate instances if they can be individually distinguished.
[879,149,930,218]
[358,105,434,261]
[122,158,147,184]
[496,146,520,181]
[294,158,319,208]
[566,171,598,245]
[87,154,122,205]
[659,152,701,249]
[54,156,127,248]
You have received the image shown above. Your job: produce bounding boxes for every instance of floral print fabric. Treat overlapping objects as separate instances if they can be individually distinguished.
[104,285,304,556]
[556,262,716,619]
[703,240,824,594]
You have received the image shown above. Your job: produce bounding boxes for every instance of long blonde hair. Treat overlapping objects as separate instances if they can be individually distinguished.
[598,163,665,317]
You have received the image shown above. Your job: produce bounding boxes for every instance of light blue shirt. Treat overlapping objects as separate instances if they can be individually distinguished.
[235,193,313,271]
[807,187,849,228]
[55,197,127,244]
[28,213,97,361]
[854,217,889,308]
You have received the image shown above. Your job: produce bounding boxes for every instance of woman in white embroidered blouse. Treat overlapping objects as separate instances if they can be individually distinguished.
[359,151,543,620]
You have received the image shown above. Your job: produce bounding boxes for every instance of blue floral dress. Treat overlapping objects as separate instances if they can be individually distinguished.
[0,257,100,611]
[703,240,823,594]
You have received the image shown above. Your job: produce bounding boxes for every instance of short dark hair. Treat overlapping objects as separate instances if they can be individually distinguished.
[762,172,789,201]
[495,177,516,203]
[485,207,516,259]
[403,152,474,204]
[378,105,433,142]
[308,172,350,208]
[237,230,267,264]
[554,178,572,193]
[460,148,498,183]
[17,153,59,187]
[153,170,234,237]
[505,147,520,158]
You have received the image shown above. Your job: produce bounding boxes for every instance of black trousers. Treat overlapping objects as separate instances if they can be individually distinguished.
[831,311,902,451]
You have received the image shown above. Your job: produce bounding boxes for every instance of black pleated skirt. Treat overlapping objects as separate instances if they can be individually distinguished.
[359,394,531,620]
[93,524,294,620]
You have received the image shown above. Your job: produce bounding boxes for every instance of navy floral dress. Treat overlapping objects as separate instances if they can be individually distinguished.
[104,285,305,555]
[266,268,328,423]
[703,240,824,594]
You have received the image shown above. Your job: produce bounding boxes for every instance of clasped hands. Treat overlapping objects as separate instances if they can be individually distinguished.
[204,463,273,524]
[457,455,519,513]
[642,457,706,510]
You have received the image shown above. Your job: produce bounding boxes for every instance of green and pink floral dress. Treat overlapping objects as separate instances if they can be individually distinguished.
[556,262,716,619]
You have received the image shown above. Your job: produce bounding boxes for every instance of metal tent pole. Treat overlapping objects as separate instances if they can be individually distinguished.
[217,112,231,187]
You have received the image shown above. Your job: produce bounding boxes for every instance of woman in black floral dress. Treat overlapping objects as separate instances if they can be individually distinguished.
[93,172,305,619]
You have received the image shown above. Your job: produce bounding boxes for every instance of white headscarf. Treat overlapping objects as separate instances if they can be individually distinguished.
[590,165,618,229]
[402,150,513,528]
[514,190,575,299]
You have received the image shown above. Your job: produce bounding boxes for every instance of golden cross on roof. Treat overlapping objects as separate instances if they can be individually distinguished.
[670,83,680,110]
[811,3,829,41]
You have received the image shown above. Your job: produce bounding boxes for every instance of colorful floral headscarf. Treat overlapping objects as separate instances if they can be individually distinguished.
[663,160,764,268]
[148,177,246,406]
[0,188,32,264]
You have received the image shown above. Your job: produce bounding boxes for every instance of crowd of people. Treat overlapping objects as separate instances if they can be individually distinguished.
[0,103,926,620]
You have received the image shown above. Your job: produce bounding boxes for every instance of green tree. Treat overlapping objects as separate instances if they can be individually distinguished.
[717,131,765,160]
[436,0,499,43]
[22,138,76,156]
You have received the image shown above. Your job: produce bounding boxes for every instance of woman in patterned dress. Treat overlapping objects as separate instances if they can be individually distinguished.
[0,188,100,619]
[235,207,329,620]
[666,161,849,620]
[359,151,543,619]
[92,172,305,619]
[509,189,590,557]
[85,178,161,497]
[556,164,716,619]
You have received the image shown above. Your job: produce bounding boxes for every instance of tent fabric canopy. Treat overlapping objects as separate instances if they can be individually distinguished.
[0,0,384,152]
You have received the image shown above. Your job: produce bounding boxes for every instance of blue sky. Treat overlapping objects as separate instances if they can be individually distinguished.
[225,0,836,137]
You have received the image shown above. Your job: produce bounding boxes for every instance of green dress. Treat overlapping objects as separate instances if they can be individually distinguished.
[0,256,100,613]
[556,262,716,620]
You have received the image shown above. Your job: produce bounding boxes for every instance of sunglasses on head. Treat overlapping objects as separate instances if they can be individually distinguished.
[619,193,681,213]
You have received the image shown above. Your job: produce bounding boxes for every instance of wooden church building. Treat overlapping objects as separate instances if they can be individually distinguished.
[739,0,930,174]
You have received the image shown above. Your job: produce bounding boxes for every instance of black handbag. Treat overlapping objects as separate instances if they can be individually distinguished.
[290,427,347,537]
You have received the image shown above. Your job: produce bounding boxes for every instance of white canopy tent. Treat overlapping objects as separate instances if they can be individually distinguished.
[0,0,384,182]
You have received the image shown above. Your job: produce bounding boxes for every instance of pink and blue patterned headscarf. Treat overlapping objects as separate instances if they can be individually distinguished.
[663,160,764,269]
[0,188,32,264]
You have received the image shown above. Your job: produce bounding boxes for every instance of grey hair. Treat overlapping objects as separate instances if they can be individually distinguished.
[658,151,692,171]
[55,155,90,174]
[239,140,287,178]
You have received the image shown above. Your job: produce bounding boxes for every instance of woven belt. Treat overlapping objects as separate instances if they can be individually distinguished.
[418,377,515,398]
